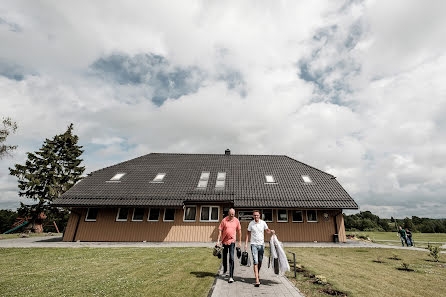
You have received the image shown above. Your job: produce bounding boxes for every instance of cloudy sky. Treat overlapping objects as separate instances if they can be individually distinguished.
[1,0,445,218]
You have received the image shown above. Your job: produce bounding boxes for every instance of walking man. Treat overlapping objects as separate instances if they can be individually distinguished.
[244,210,275,287]
[217,208,241,283]
[398,226,407,247]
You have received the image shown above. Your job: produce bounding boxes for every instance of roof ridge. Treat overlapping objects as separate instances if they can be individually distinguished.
[284,155,335,178]
[90,153,155,174]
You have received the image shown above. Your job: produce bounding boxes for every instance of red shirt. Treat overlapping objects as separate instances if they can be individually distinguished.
[219,216,241,245]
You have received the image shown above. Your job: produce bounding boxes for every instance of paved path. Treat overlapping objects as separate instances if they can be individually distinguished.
[210,254,304,297]
[0,236,445,252]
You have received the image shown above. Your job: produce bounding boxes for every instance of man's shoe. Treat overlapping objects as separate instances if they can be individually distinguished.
[254,283,260,287]
[225,272,229,277]
[228,277,234,283]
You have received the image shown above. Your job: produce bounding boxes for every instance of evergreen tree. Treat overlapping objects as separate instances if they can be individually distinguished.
[9,124,84,232]
[0,117,18,159]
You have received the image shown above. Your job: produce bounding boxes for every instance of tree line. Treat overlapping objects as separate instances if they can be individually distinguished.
[344,210,446,233]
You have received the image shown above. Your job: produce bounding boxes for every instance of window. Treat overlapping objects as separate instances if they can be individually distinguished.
[265,175,276,183]
[164,208,175,221]
[307,210,318,222]
[302,175,312,183]
[200,206,219,222]
[197,172,210,188]
[215,172,226,188]
[110,173,125,181]
[116,208,129,221]
[148,208,160,221]
[85,208,98,221]
[292,210,303,222]
[132,208,144,221]
[152,173,166,182]
[183,206,197,222]
[262,209,273,222]
[277,209,288,222]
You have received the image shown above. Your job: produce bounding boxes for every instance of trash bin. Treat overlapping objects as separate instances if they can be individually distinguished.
[333,234,339,243]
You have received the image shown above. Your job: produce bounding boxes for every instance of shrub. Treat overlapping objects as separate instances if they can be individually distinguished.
[428,245,440,262]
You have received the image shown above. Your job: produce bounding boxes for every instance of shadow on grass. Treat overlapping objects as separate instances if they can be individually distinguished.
[190,271,216,278]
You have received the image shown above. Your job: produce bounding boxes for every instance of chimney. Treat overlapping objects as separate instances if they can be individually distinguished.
[225,149,231,156]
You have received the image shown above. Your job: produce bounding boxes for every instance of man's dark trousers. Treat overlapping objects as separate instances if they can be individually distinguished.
[222,243,235,278]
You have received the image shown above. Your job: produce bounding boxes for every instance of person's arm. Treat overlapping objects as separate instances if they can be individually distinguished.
[245,230,250,249]
[238,227,242,247]
[265,221,275,234]
[217,229,222,246]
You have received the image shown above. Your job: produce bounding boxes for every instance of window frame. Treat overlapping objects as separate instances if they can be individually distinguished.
[197,171,210,189]
[265,175,275,183]
[291,210,304,223]
[262,209,273,222]
[200,205,220,222]
[109,173,126,182]
[116,208,129,222]
[151,173,166,183]
[131,208,145,222]
[215,172,226,189]
[302,175,312,183]
[277,209,288,222]
[183,205,197,222]
[85,208,98,222]
[147,208,160,222]
[163,208,175,222]
[307,210,318,222]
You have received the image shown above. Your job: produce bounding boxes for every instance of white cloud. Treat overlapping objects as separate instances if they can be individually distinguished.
[1,1,446,218]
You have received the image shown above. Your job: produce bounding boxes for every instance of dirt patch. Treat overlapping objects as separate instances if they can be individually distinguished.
[321,288,348,296]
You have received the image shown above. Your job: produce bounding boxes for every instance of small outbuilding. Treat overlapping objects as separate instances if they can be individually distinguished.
[53,150,358,242]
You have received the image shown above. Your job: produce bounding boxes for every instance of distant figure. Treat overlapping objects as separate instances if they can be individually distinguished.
[398,226,407,247]
[405,228,413,246]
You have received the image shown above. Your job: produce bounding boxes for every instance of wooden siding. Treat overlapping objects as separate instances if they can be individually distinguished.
[64,207,346,242]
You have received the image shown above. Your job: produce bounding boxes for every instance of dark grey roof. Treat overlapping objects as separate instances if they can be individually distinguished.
[52,153,358,209]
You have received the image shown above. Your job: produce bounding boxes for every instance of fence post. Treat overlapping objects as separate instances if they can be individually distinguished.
[288,251,296,278]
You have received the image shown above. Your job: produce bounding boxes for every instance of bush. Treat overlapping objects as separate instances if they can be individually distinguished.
[428,246,440,262]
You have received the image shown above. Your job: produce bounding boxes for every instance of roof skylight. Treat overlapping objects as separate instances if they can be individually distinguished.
[215,172,226,188]
[197,171,210,188]
[110,173,125,181]
[302,175,312,183]
[152,173,166,182]
[265,175,275,183]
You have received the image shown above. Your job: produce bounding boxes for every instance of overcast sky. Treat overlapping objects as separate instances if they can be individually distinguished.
[1,1,445,218]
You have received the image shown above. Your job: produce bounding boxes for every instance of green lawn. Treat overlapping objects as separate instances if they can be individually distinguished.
[347,231,446,249]
[0,248,220,297]
[286,248,446,297]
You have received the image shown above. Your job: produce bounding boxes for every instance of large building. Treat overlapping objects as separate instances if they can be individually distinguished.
[52,150,358,242]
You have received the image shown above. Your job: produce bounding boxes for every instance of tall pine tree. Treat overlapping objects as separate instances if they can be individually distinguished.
[9,123,85,232]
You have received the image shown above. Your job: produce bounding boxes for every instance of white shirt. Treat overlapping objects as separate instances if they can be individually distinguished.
[247,219,269,245]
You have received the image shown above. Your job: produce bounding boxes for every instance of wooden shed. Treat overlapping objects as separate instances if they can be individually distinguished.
[52,150,358,242]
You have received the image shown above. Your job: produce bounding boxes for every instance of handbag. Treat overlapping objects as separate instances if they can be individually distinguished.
[240,251,249,266]
[236,247,241,259]
[213,245,222,257]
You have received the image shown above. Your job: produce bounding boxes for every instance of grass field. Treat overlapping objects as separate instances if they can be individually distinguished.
[0,248,220,297]
[286,247,446,297]
[346,231,446,249]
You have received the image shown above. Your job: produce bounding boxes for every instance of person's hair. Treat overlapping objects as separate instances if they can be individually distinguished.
[253,210,260,215]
